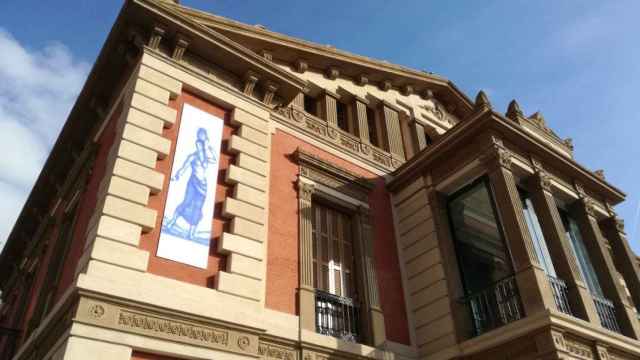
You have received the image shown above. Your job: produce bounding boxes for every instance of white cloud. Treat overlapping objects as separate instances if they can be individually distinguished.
[0,29,89,251]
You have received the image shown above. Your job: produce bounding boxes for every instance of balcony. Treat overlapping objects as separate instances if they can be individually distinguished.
[548,275,572,315]
[464,276,524,336]
[315,290,360,342]
[592,294,621,333]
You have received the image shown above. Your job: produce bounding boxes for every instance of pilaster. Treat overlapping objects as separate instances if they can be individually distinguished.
[297,179,316,333]
[356,206,386,347]
[570,190,640,338]
[600,215,640,315]
[526,164,600,323]
[320,92,338,127]
[381,102,406,160]
[412,120,428,151]
[355,99,370,143]
[481,135,556,315]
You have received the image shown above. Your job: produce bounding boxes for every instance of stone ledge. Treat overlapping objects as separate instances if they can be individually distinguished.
[216,272,262,302]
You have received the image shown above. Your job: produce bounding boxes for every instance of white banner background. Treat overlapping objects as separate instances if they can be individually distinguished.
[156,104,223,268]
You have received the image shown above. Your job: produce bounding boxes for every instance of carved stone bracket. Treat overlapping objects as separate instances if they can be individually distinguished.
[148,24,166,49]
[380,80,392,92]
[243,71,259,96]
[357,74,369,86]
[263,82,279,106]
[172,33,190,62]
[480,135,512,171]
[295,59,308,73]
[325,66,339,80]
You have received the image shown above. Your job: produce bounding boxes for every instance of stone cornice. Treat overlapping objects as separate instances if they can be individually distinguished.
[296,148,374,195]
[387,109,625,204]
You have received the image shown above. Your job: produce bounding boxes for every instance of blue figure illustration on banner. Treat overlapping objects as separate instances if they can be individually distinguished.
[156,104,224,268]
[162,127,217,242]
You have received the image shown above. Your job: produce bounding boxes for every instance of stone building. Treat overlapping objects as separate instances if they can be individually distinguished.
[1,0,640,359]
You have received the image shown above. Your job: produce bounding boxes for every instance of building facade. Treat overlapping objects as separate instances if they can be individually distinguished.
[1,1,640,359]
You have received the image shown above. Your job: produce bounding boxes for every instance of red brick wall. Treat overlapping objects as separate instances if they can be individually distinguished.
[139,91,231,286]
[266,130,410,345]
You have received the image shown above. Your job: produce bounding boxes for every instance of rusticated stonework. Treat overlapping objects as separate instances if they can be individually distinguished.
[75,297,260,356]
[565,338,594,360]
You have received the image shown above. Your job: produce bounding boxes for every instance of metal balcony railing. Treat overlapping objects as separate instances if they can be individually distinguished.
[315,290,360,342]
[547,275,572,315]
[592,294,621,333]
[464,275,524,336]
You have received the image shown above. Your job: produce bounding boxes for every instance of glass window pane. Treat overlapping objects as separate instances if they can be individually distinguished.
[448,179,513,294]
[519,192,557,277]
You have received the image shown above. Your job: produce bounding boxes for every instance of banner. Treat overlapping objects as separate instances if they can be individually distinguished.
[156,104,223,268]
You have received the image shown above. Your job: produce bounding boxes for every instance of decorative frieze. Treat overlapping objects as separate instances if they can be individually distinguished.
[258,342,297,360]
[274,106,400,170]
[75,297,260,356]
[564,338,594,360]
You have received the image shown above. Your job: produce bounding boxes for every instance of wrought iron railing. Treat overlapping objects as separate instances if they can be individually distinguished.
[315,290,360,342]
[463,276,524,336]
[547,275,572,315]
[592,294,621,333]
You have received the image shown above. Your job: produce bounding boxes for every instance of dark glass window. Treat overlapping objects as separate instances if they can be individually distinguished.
[448,178,513,294]
[559,209,604,296]
[336,101,348,132]
[366,107,380,148]
[304,95,317,116]
[519,190,556,276]
[425,132,434,146]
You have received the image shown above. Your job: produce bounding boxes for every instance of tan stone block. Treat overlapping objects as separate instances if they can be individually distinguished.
[411,280,449,311]
[125,107,165,135]
[113,158,164,194]
[239,125,268,146]
[87,215,142,247]
[63,336,132,360]
[89,237,149,272]
[130,92,177,126]
[405,248,441,278]
[117,139,158,169]
[414,296,451,327]
[103,175,150,206]
[230,218,264,242]
[226,164,267,191]
[232,107,268,133]
[137,64,182,98]
[216,271,261,301]
[396,189,430,221]
[234,183,266,208]
[419,333,457,356]
[403,232,438,262]
[399,209,431,233]
[400,220,435,247]
[228,135,267,161]
[134,78,170,104]
[223,197,265,225]
[228,253,263,280]
[218,232,263,260]
[237,153,267,176]
[415,315,454,346]
[102,195,157,231]
[393,177,425,205]
[408,264,445,295]
[122,123,171,158]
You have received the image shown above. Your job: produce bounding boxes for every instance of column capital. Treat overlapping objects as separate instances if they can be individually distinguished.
[297,180,315,202]
[480,135,512,171]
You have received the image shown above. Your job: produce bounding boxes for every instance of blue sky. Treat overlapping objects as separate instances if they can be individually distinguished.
[0,0,638,251]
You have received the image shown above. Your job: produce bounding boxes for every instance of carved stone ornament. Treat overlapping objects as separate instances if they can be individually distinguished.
[402,84,414,96]
[381,80,392,92]
[243,71,259,96]
[506,99,524,120]
[475,90,492,110]
[88,304,105,319]
[423,100,445,121]
[357,74,369,86]
[298,181,315,202]
[295,59,308,73]
[258,342,297,360]
[614,217,626,234]
[422,89,435,100]
[564,138,575,151]
[148,24,166,49]
[565,338,594,360]
[481,144,512,171]
[325,66,340,80]
[575,182,587,199]
[172,33,190,62]
[594,169,606,180]
[237,336,250,350]
[263,82,279,106]
[582,198,597,218]
[535,171,553,193]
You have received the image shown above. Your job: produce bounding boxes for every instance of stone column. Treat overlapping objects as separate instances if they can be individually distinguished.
[292,93,305,109]
[298,179,316,332]
[412,121,428,151]
[381,102,406,160]
[570,190,640,338]
[356,206,386,347]
[355,99,370,143]
[320,92,338,127]
[526,165,599,323]
[481,136,556,315]
[601,214,640,314]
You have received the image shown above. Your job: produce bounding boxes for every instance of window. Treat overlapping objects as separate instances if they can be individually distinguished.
[558,209,603,296]
[304,94,317,116]
[448,177,523,335]
[366,107,380,148]
[312,202,356,298]
[519,190,556,276]
[336,101,349,133]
